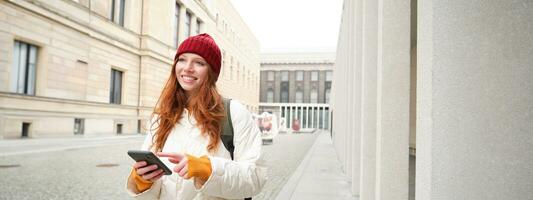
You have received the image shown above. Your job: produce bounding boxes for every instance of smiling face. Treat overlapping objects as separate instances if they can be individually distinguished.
[175,53,210,96]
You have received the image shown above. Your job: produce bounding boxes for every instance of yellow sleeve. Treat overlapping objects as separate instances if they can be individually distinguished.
[186,154,212,181]
[129,168,153,192]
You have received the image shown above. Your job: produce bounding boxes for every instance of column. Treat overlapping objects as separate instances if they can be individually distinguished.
[360,0,378,198]
[417,1,533,199]
[374,0,410,199]
[300,106,303,127]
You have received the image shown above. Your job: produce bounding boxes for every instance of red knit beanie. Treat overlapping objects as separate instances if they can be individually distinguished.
[175,33,222,81]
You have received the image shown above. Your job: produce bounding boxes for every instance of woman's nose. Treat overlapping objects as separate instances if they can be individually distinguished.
[183,61,194,71]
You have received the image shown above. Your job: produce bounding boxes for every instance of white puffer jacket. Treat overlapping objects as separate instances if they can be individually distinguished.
[126,100,267,200]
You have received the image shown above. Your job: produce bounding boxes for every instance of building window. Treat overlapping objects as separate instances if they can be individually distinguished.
[296,71,304,81]
[22,122,30,137]
[185,12,191,38]
[281,71,289,81]
[116,123,123,134]
[281,82,289,103]
[195,19,202,35]
[267,71,274,81]
[311,71,319,81]
[137,119,142,133]
[310,88,318,103]
[12,41,38,95]
[267,89,274,103]
[295,89,303,103]
[326,70,333,81]
[174,3,181,47]
[111,0,125,26]
[74,118,85,135]
[110,69,123,104]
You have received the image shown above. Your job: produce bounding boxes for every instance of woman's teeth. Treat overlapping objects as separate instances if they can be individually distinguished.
[182,75,197,81]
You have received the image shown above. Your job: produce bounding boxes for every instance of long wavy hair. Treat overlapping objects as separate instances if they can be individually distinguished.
[150,56,225,153]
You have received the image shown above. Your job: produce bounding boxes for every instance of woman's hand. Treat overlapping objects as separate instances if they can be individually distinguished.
[132,161,164,182]
[157,152,190,179]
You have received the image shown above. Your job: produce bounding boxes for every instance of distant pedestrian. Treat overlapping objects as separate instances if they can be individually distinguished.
[126,33,266,199]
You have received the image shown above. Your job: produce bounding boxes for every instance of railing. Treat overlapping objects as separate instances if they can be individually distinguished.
[258,103,331,131]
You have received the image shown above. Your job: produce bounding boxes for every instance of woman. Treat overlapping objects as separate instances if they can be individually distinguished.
[126,33,266,199]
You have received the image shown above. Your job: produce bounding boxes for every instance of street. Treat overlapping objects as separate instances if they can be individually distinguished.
[0,132,320,200]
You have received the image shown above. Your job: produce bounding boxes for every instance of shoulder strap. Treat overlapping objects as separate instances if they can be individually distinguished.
[221,98,235,160]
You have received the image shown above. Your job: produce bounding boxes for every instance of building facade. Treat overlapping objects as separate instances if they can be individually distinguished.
[332,0,533,200]
[0,0,260,138]
[259,52,334,130]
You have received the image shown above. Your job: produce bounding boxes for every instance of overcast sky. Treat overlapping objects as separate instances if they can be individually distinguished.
[229,0,344,53]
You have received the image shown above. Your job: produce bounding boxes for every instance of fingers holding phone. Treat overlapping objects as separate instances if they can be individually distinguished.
[133,161,164,182]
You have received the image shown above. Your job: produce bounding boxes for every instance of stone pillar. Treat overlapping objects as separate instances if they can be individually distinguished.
[306,106,310,128]
[360,0,378,199]
[300,106,303,123]
[417,1,533,199]
[375,0,410,199]
[350,0,364,193]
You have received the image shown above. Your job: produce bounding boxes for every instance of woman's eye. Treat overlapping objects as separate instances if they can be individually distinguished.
[195,62,206,66]
[177,58,186,62]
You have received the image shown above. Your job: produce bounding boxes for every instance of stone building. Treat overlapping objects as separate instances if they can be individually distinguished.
[259,52,334,130]
[0,0,260,138]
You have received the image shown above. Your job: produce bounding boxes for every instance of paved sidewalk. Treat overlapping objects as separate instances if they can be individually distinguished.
[0,134,143,156]
[275,131,358,200]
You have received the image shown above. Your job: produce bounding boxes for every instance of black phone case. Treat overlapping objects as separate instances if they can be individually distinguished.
[127,150,172,175]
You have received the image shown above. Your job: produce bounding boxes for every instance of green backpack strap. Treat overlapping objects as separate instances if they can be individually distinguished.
[221,98,235,160]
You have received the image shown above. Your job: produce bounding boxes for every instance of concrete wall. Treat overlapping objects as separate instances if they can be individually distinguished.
[416,1,533,199]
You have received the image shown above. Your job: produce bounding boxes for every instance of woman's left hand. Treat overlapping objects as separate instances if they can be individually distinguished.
[157,152,190,179]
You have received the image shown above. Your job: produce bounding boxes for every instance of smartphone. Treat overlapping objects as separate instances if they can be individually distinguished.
[127,150,172,175]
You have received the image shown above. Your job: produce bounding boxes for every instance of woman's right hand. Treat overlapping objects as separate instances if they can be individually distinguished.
[133,161,164,182]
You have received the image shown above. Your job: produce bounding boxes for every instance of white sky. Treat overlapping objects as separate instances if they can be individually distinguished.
[229,0,344,53]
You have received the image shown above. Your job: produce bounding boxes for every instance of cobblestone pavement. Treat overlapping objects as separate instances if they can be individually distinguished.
[0,131,320,199]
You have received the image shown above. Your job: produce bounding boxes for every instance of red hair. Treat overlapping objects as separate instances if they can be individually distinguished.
[150,57,224,153]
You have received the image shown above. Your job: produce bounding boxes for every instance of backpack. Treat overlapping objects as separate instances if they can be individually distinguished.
[220,98,252,200]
